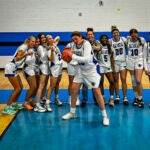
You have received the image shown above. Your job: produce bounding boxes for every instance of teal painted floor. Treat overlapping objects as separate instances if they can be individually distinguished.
[0,104,150,150]
[0,89,150,150]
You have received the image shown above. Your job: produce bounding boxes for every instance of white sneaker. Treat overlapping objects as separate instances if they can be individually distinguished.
[62,112,77,120]
[44,104,52,112]
[55,98,62,106]
[102,117,109,126]
[34,104,46,113]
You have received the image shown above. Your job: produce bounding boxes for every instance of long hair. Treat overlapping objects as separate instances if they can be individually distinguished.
[129,28,142,46]
[100,34,111,54]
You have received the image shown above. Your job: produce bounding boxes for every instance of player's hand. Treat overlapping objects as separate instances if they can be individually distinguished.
[27,51,33,56]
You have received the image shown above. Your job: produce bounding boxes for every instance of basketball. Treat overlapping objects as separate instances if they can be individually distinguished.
[62,48,73,63]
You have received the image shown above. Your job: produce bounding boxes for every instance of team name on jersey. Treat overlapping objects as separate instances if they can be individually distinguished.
[113,42,124,48]
[101,49,108,54]
[128,43,139,49]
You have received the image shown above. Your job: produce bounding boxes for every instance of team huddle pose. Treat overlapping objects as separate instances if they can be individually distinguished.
[2,26,150,126]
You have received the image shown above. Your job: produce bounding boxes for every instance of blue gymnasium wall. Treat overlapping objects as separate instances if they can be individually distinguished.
[0,32,149,56]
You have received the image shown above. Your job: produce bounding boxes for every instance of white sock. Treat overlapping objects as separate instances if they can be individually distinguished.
[110,95,114,99]
[138,96,142,101]
[46,99,50,104]
[101,109,107,118]
[36,103,40,106]
[134,91,138,99]
[70,107,76,114]
[55,94,59,99]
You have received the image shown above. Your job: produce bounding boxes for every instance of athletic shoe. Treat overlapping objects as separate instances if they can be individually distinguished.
[55,98,62,106]
[123,97,129,106]
[62,112,77,120]
[29,101,36,107]
[132,98,138,106]
[102,116,109,126]
[114,96,120,104]
[81,101,86,107]
[44,104,52,112]
[34,104,46,112]
[12,103,23,110]
[138,99,144,108]
[108,98,114,107]
[2,106,16,115]
[23,102,34,110]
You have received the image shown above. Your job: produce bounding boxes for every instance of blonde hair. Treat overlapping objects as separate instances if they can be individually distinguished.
[24,36,36,45]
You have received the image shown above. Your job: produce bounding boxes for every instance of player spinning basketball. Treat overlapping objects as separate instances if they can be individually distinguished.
[62,31,109,126]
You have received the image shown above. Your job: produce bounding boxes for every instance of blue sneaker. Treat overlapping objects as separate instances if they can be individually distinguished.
[12,103,23,110]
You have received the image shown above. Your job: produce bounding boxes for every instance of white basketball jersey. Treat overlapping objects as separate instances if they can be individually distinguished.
[24,48,37,66]
[127,37,146,58]
[147,42,150,63]
[110,37,127,61]
[98,45,111,68]
[37,45,49,64]
[48,46,62,66]
[71,40,96,74]
[10,44,28,67]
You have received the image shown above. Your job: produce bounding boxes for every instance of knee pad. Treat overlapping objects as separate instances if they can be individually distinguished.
[131,75,137,86]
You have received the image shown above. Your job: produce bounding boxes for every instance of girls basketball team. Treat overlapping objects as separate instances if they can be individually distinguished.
[2,26,150,126]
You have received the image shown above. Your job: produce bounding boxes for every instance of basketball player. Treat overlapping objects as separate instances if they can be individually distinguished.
[34,33,50,112]
[62,31,109,126]
[98,34,119,107]
[46,35,63,106]
[109,28,129,105]
[3,36,36,115]
[23,37,40,110]
[86,27,102,105]
[127,29,147,108]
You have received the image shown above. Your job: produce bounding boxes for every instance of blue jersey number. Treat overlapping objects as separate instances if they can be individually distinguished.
[131,49,138,56]
[115,48,123,56]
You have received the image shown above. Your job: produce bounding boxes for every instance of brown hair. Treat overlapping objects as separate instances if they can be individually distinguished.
[129,28,142,46]
[71,31,82,37]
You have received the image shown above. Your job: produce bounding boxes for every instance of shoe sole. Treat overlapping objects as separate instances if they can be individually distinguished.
[34,109,46,113]
[62,115,77,120]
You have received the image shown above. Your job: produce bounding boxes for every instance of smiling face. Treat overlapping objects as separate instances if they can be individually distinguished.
[100,35,108,45]
[28,36,36,48]
[40,34,46,45]
[130,32,138,41]
[46,35,54,45]
[35,38,40,48]
[112,30,120,40]
[87,31,94,42]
